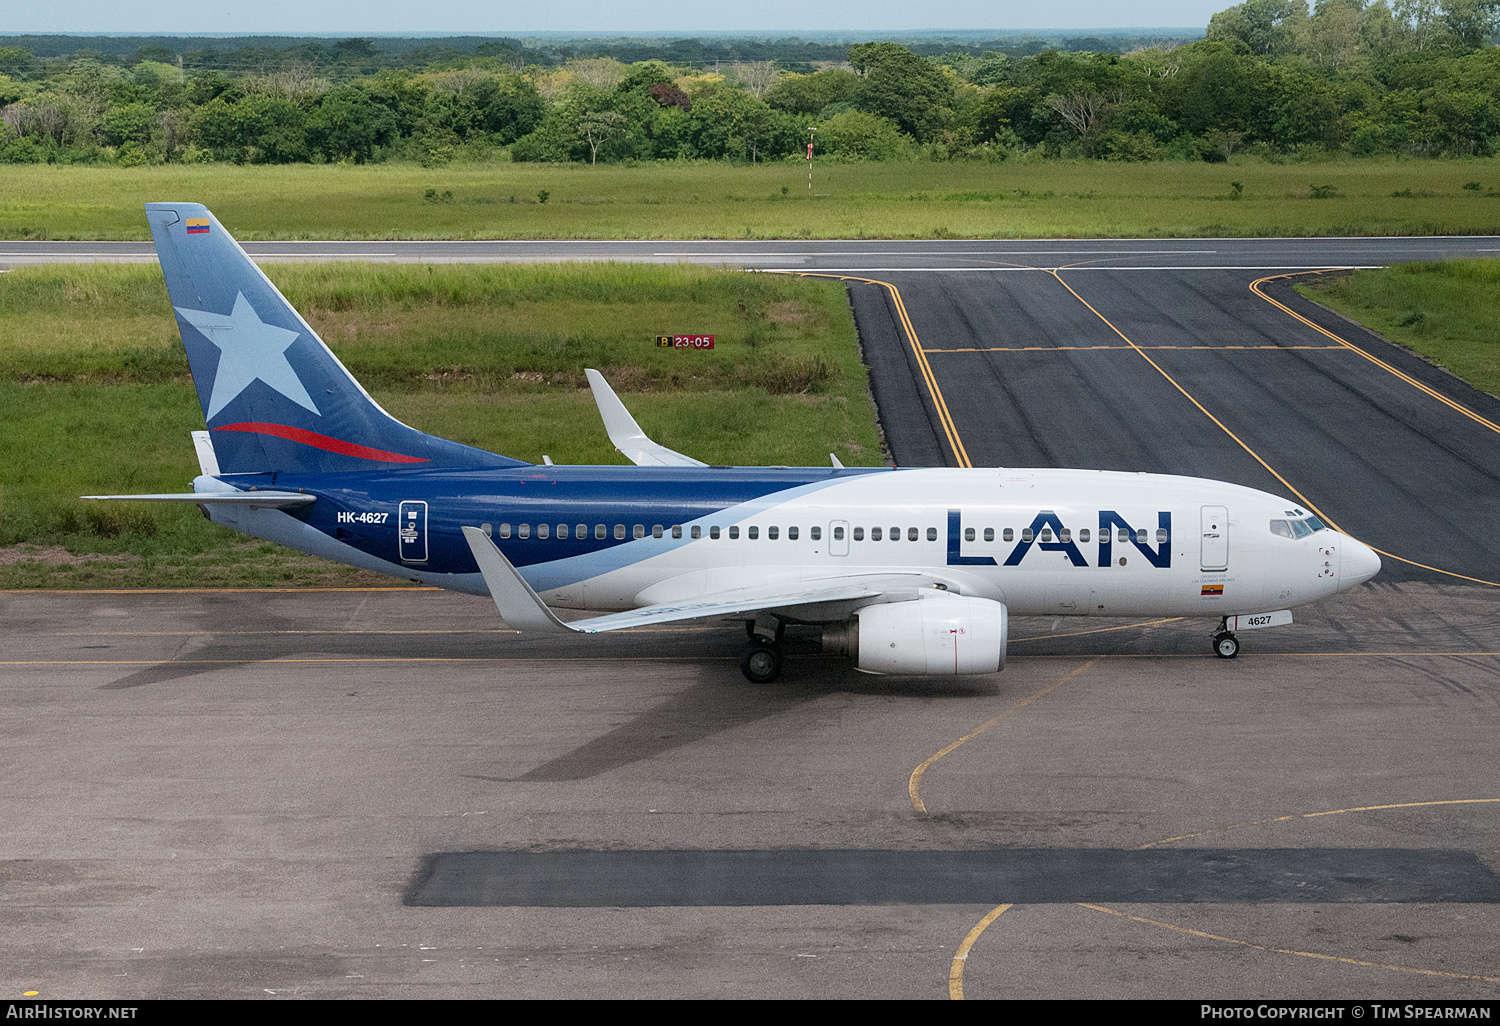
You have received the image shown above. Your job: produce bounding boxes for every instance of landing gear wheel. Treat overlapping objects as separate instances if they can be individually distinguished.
[1213,631,1240,659]
[740,644,783,683]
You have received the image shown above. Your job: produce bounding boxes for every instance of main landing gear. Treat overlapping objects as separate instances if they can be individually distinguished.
[1212,617,1240,659]
[740,618,785,683]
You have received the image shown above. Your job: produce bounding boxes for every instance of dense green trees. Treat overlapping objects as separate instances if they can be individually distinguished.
[3,3,1500,167]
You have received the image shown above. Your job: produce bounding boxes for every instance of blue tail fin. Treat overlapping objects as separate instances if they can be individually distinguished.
[145,203,524,475]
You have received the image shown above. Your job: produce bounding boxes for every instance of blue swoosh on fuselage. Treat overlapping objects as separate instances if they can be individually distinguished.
[228,464,892,578]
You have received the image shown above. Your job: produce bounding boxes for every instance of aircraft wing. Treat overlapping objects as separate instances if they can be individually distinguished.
[586,368,707,467]
[463,526,884,634]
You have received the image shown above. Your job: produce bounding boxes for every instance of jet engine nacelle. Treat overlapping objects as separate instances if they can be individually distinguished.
[825,592,1008,676]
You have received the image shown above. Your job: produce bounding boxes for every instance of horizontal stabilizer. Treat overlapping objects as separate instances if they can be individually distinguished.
[585,369,707,468]
[83,491,316,507]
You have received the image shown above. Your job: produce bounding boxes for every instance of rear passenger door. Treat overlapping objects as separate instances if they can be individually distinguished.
[399,500,428,564]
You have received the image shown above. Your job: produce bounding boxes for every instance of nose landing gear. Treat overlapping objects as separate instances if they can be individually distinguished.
[1212,617,1240,659]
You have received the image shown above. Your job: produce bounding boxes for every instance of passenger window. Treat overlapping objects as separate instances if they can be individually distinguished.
[1118,529,1129,543]
[1059,528,1071,543]
[1003,528,1013,542]
[1270,520,1293,538]
[576,524,587,540]
[518,523,530,539]
[614,525,626,540]
[890,527,900,541]
[748,526,759,540]
[926,527,936,541]
[595,524,606,540]
[556,524,568,539]
[499,523,512,539]
[691,526,701,539]
[710,526,720,540]
[1079,528,1090,543]
[728,526,739,539]
[1156,528,1168,544]
[653,525,663,539]
[537,523,549,539]
[811,526,822,541]
[480,523,492,537]
[908,527,918,541]
[788,526,799,541]
[965,527,975,542]
[671,525,682,539]
[834,526,845,540]
[634,525,645,539]
[1136,529,1148,544]
[852,527,863,541]
[984,528,994,542]
[1021,528,1034,543]
[871,527,882,541]
[769,526,780,540]
[1040,527,1053,542]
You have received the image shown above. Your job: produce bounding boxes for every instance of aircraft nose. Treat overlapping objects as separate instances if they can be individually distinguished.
[1338,535,1382,590]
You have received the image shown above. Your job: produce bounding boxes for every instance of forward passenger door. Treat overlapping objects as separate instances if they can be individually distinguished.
[1201,505,1228,571]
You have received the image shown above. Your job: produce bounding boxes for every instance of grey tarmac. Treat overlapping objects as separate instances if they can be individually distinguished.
[4,236,1500,998]
[2,584,1500,999]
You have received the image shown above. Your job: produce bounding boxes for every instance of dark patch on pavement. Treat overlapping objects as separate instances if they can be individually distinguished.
[405,847,1500,907]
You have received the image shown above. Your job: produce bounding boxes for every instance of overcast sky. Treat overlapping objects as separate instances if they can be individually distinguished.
[6,2,1224,36]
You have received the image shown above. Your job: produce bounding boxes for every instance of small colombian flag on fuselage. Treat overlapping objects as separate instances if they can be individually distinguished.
[186,217,210,235]
[1201,584,1224,596]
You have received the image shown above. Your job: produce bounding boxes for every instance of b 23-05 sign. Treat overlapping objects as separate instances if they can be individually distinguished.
[657,335,715,349]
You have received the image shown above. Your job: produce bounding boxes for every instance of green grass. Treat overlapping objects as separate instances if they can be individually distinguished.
[1297,259,1500,397]
[4,159,1500,240]
[0,261,884,588]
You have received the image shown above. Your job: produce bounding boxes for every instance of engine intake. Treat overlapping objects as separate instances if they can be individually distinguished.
[823,593,1008,676]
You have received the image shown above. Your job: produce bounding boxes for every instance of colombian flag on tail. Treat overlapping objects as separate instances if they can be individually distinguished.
[185,217,210,235]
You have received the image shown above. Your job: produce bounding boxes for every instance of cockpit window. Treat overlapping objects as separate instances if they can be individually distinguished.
[1272,518,1321,539]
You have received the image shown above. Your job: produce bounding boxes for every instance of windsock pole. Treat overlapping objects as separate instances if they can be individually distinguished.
[807,128,815,193]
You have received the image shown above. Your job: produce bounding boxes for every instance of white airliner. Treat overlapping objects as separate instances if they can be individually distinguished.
[89,203,1382,682]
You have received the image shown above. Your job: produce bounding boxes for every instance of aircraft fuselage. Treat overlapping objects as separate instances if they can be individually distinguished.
[203,465,1375,619]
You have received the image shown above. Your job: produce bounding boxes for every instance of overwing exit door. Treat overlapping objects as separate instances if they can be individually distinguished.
[399,500,428,563]
[829,520,850,556]
[1201,505,1228,571]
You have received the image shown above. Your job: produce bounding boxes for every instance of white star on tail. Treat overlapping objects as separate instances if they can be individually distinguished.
[175,292,320,421]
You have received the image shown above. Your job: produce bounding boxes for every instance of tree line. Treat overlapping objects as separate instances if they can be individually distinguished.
[2,1,1499,167]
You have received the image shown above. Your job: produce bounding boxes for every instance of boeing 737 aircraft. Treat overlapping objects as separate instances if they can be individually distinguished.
[87,203,1381,682]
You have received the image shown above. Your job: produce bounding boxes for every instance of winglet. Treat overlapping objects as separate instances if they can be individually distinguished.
[584,368,707,467]
[462,526,578,634]
[830,453,844,469]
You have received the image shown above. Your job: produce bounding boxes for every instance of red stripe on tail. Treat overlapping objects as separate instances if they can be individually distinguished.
[213,422,430,463]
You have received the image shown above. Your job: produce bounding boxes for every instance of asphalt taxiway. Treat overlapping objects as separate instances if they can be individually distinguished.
[4,236,1500,998]
[2,584,1499,999]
